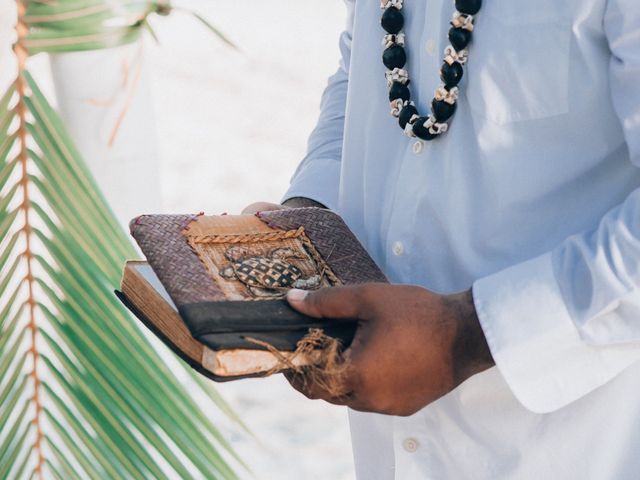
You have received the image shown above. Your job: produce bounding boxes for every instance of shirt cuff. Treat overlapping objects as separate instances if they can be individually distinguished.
[473,251,640,413]
[281,157,341,212]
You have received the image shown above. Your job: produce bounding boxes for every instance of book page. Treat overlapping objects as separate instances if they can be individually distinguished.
[134,263,178,311]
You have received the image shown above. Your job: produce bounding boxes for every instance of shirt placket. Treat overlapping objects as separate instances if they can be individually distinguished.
[385,0,445,282]
[391,0,446,473]
[392,413,433,479]
[407,0,444,158]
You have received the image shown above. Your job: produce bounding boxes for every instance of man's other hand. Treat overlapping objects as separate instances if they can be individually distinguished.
[241,202,287,215]
[242,197,326,215]
[284,284,495,417]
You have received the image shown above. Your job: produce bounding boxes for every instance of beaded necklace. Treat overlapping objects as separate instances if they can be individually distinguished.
[381,0,482,141]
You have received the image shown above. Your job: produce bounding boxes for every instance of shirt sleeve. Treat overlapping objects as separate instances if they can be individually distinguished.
[472,0,640,414]
[281,0,355,211]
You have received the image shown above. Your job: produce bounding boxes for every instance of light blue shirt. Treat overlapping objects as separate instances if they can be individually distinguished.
[284,0,640,478]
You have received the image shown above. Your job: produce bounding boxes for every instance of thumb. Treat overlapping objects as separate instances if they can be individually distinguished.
[286,286,364,320]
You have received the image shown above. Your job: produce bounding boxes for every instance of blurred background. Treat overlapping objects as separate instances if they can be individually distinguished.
[0,0,353,478]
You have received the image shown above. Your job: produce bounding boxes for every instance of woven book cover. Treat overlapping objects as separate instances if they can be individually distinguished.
[126,208,388,354]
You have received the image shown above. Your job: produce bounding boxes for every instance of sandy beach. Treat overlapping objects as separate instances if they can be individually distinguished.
[0,0,354,477]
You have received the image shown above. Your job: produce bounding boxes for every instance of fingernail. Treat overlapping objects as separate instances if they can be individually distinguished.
[287,289,308,302]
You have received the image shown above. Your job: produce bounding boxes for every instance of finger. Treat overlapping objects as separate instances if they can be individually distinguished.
[241,202,285,215]
[286,286,366,320]
[283,370,355,406]
[284,370,335,401]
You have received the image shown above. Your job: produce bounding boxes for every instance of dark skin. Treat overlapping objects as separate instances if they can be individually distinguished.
[242,198,495,416]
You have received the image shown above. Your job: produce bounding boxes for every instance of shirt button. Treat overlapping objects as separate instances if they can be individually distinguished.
[392,241,404,256]
[403,437,419,453]
[412,140,424,154]
[425,39,436,56]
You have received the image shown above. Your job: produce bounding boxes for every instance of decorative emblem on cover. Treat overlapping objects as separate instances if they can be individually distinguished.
[218,246,322,298]
[185,225,340,301]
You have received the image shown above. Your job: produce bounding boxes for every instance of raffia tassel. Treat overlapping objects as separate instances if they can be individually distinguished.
[245,328,352,398]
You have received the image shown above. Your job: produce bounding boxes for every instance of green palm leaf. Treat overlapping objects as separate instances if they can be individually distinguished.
[22,0,236,53]
[1,2,245,479]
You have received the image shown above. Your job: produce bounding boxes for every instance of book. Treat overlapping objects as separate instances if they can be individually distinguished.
[118,261,322,381]
[117,207,387,381]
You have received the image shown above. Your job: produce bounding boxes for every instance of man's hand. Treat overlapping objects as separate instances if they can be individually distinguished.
[285,284,495,416]
[242,197,326,215]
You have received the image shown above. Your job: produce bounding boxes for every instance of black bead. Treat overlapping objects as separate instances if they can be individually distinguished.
[388,82,411,102]
[383,45,407,70]
[455,0,482,15]
[432,99,457,122]
[440,61,464,88]
[381,7,404,34]
[412,117,438,141]
[448,27,472,51]
[398,104,419,129]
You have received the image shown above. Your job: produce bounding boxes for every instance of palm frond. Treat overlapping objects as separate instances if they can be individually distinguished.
[0,6,245,475]
[22,0,235,54]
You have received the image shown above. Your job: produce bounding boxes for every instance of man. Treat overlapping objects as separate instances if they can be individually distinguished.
[245,0,640,478]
